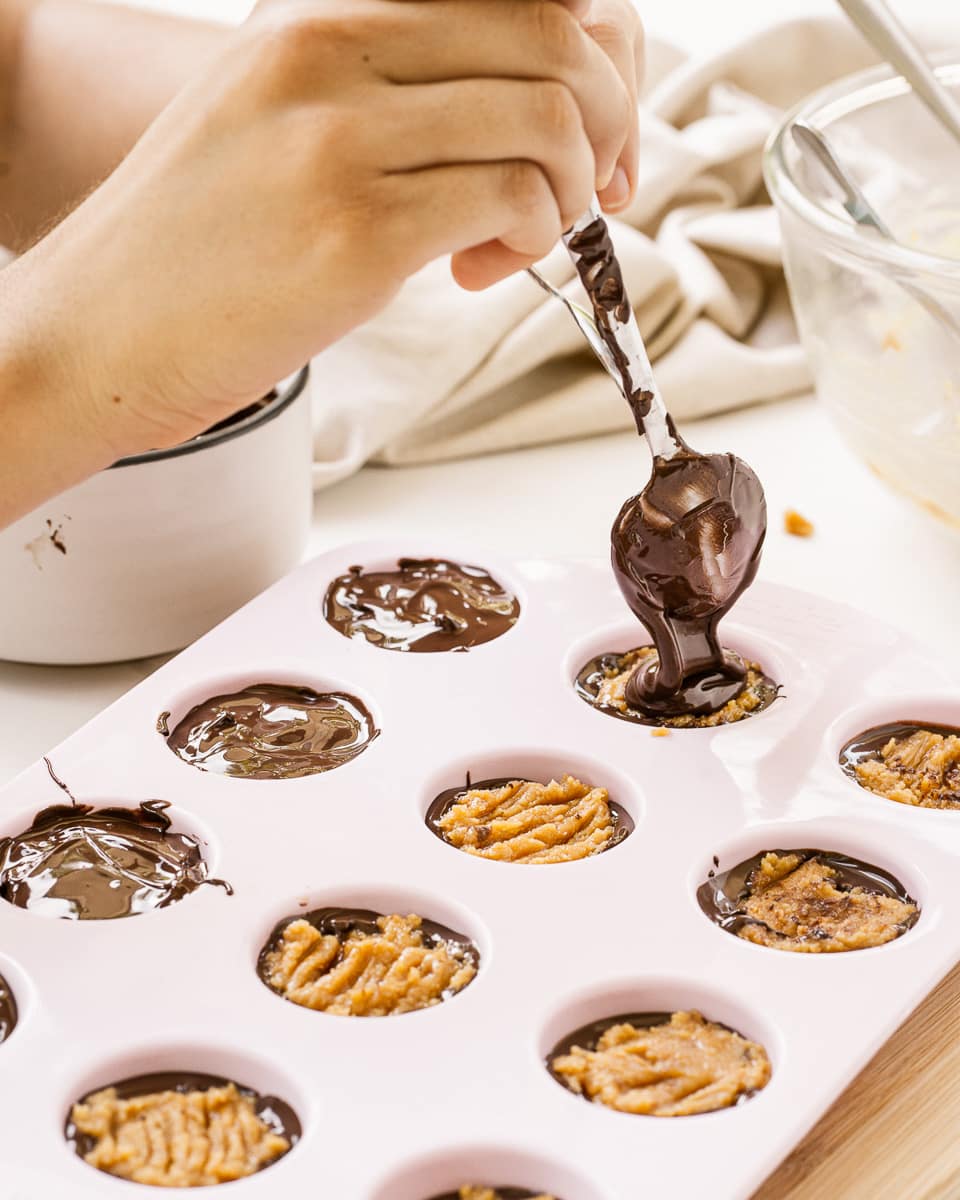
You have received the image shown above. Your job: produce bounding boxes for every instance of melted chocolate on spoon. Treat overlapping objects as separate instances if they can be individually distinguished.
[165,683,379,779]
[65,1071,301,1161]
[0,973,17,1044]
[0,801,228,920]
[324,558,520,652]
[697,848,919,941]
[566,218,767,719]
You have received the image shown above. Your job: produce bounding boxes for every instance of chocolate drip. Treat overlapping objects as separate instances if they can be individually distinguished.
[566,217,766,718]
[165,683,378,779]
[0,801,227,920]
[697,848,919,940]
[425,775,633,850]
[839,721,960,777]
[324,558,520,652]
[257,906,479,993]
[0,972,17,1044]
[65,1071,301,1161]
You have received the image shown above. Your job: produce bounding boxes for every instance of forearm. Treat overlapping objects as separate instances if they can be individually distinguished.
[0,0,224,250]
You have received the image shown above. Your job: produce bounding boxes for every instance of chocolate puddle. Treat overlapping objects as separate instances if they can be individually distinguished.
[839,721,960,776]
[697,848,918,943]
[65,1070,301,1161]
[566,218,766,719]
[165,683,378,779]
[0,801,228,919]
[425,775,633,852]
[257,905,480,996]
[324,558,520,652]
[0,972,17,1044]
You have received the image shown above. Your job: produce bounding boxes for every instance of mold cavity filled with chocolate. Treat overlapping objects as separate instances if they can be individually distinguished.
[547,1010,770,1116]
[164,683,378,779]
[428,1189,559,1200]
[323,558,520,652]
[698,849,918,952]
[258,907,479,1016]
[0,972,17,1043]
[426,775,633,863]
[575,645,779,728]
[841,722,960,809]
[0,801,224,920]
[66,1071,299,1187]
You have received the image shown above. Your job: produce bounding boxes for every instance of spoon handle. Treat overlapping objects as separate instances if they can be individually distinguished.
[836,0,960,145]
[562,201,682,460]
[792,119,960,340]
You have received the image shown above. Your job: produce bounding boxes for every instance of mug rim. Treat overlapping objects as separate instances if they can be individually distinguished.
[109,365,310,470]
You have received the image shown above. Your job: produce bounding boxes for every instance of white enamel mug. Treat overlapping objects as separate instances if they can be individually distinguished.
[0,368,313,664]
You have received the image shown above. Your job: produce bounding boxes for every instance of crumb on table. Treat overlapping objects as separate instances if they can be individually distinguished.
[784,510,814,538]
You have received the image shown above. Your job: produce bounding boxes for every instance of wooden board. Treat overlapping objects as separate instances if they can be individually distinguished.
[755,963,960,1200]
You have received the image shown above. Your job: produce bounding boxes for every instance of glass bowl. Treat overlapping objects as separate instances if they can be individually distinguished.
[764,58,960,528]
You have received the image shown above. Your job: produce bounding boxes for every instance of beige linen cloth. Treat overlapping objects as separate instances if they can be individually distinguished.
[308,15,909,486]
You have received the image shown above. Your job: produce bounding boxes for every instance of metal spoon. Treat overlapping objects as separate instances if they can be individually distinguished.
[791,119,960,338]
[835,0,960,145]
[525,265,622,383]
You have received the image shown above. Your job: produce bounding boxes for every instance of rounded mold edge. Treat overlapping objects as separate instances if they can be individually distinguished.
[367,1143,607,1200]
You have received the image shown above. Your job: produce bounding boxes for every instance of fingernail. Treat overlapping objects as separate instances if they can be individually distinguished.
[599,165,630,211]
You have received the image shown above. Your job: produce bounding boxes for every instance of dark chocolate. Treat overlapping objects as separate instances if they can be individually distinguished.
[424,775,633,852]
[0,801,227,920]
[839,721,960,778]
[324,558,520,652]
[257,906,479,999]
[697,848,919,942]
[65,1070,300,1162]
[0,972,17,1044]
[546,1011,762,1106]
[574,649,779,727]
[567,217,766,719]
[199,390,277,438]
[165,683,378,779]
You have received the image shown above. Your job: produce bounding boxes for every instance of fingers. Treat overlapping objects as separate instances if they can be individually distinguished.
[452,241,541,291]
[582,0,643,210]
[379,160,563,277]
[376,80,595,231]
[364,0,633,192]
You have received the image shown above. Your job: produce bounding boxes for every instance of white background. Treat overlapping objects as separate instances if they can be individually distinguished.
[0,0,957,783]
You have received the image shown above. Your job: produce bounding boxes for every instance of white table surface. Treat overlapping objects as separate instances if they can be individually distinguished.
[2,0,957,785]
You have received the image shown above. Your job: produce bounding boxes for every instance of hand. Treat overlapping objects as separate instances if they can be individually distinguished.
[7,0,637,471]
[581,0,644,214]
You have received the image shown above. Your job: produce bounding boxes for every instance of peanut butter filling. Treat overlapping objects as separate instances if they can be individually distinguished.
[551,1010,770,1116]
[455,1190,555,1200]
[69,1083,289,1187]
[591,647,777,728]
[435,776,621,864]
[735,852,917,952]
[854,729,960,809]
[261,913,477,1016]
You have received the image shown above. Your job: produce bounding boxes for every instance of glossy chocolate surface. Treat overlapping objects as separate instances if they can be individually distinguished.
[0,973,17,1044]
[0,801,225,920]
[165,683,378,779]
[697,848,919,940]
[839,721,960,777]
[65,1071,301,1161]
[425,775,633,850]
[567,217,766,719]
[574,650,779,727]
[257,906,480,995]
[324,558,520,652]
